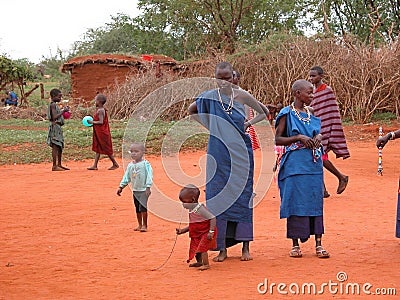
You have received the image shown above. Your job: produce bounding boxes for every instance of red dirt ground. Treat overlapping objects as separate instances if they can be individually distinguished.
[1,125,400,299]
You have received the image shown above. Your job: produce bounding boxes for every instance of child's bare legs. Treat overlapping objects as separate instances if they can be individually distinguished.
[199,252,210,270]
[51,145,59,168]
[134,212,143,231]
[323,160,348,194]
[140,212,148,232]
[289,238,302,257]
[107,155,119,170]
[241,241,253,261]
[189,253,203,267]
[87,153,100,170]
[213,249,227,262]
[52,145,67,171]
[134,212,148,232]
[315,234,330,258]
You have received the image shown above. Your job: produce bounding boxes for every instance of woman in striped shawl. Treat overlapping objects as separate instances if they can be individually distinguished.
[309,66,349,197]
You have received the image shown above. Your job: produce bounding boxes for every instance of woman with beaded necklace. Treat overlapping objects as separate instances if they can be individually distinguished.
[188,62,267,262]
[275,79,330,258]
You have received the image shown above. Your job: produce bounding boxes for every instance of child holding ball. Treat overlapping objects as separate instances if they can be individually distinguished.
[87,93,119,170]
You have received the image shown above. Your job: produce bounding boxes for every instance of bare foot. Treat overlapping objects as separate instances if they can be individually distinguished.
[199,265,210,271]
[108,165,119,170]
[241,251,253,261]
[140,226,147,232]
[241,242,253,261]
[189,262,202,267]
[212,250,227,262]
[87,166,98,170]
[52,166,65,171]
[134,226,141,231]
[58,165,70,170]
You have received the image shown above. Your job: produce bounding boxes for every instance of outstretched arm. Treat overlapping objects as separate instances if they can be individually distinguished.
[376,129,399,149]
[176,226,189,235]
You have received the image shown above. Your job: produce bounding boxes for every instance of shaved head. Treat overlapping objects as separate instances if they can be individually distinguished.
[179,184,200,202]
[292,79,313,93]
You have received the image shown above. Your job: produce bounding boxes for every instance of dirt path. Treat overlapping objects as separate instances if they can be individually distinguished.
[1,138,399,299]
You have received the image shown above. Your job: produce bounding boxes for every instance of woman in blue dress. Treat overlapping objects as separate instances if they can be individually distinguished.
[275,79,330,258]
[376,129,400,238]
[188,62,267,262]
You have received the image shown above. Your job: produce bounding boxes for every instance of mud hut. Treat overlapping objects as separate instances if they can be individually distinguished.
[61,54,176,104]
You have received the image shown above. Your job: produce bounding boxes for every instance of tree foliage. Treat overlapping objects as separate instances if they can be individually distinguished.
[70,0,400,60]
[0,56,36,105]
[71,1,307,60]
[136,0,306,56]
[315,0,400,44]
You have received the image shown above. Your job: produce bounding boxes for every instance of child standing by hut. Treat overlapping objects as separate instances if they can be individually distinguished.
[87,93,119,170]
[46,88,70,171]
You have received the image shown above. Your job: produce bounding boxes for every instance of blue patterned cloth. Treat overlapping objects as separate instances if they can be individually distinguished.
[196,89,254,249]
[276,106,324,219]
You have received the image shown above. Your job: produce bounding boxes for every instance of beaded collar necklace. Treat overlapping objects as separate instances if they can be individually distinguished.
[217,87,234,114]
[291,102,311,124]
[189,203,202,214]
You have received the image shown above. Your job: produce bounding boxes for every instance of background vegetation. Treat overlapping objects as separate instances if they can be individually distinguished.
[0,118,208,165]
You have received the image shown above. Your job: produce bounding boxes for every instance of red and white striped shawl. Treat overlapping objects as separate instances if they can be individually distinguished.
[311,84,350,159]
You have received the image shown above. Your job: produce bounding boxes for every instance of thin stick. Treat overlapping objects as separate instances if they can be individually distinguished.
[151,208,184,271]
[377,126,383,176]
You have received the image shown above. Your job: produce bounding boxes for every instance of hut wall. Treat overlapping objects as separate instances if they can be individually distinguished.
[70,64,138,104]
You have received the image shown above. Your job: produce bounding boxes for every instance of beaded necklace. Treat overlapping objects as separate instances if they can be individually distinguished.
[291,102,311,125]
[189,203,202,214]
[217,87,234,114]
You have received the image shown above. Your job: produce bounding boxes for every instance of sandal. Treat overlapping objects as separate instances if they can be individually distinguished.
[316,246,330,258]
[289,246,302,258]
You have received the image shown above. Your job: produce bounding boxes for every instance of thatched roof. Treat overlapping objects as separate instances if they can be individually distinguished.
[61,54,177,72]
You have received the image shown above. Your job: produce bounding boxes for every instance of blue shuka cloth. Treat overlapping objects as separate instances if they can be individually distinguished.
[196,89,254,226]
[276,106,324,219]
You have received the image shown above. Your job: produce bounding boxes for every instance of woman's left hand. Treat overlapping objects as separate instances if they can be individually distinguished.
[313,134,322,148]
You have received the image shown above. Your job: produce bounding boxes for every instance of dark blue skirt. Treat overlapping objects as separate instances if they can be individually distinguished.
[287,215,324,242]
